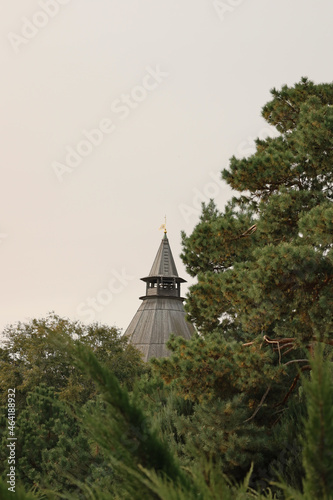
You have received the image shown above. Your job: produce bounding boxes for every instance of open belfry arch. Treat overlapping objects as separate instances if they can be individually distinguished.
[125,227,195,362]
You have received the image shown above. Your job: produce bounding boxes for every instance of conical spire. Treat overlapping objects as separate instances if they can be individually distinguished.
[148,233,179,278]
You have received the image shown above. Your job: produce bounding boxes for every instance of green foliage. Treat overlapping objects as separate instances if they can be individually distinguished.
[222,241,331,339]
[0,329,331,499]
[63,336,186,495]
[0,481,43,500]
[169,77,333,494]
[0,314,144,497]
[0,313,144,408]
[153,333,283,405]
[301,348,333,498]
[44,335,275,499]
[0,383,112,494]
[1,78,332,498]
[151,333,294,484]
[275,350,333,500]
[182,78,332,340]
[266,392,306,492]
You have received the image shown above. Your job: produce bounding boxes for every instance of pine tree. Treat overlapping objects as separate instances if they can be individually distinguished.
[276,349,333,500]
[151,333,285,483]
[44,333,276,499]
[179,78,333,419]
[182,77,333,344]
[301,349,333,498]
[163,77,333,489]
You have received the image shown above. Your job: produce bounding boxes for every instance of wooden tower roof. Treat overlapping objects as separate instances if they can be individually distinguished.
[125,232,195,361]
[146,232,183,279]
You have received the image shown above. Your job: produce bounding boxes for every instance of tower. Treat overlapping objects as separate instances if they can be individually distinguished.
[125,230,195,361]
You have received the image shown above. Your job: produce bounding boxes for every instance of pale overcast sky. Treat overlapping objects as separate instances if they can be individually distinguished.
[1,0,332,334]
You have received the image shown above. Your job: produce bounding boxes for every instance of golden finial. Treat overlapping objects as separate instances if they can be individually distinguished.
[159,215,167,234]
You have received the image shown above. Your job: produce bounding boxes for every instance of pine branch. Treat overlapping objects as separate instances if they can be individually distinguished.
[243,385,271,423]
[275,365,311,407]
[283,359,309,367]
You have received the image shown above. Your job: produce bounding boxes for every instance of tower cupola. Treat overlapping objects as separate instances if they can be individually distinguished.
[125,231,195,361]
